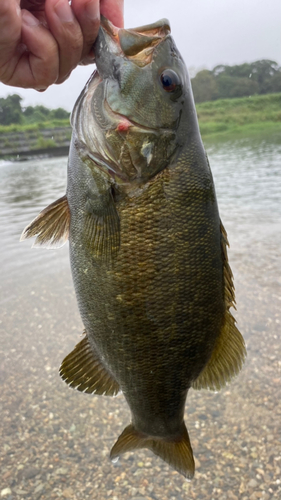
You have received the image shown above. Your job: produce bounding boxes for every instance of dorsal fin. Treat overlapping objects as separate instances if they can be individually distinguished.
[192,220,246,391]
[220,220,236,309]
[20,195,70,248]
[59,334,120,396]
[191,310,246,391]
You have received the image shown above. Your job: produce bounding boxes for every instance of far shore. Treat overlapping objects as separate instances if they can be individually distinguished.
[0,93,280,159]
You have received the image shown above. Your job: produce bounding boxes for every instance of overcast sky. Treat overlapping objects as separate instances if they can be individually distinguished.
[0,0,280,111]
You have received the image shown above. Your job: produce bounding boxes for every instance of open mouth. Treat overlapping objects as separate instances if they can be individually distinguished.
[100,17,171,66]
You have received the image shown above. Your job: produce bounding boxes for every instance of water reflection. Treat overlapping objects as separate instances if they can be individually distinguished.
[0,157,68,285]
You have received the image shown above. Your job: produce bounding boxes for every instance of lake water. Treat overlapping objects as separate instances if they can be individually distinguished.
[0,135,280,499]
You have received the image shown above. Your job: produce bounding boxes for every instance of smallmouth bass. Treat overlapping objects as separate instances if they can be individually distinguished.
[21,17,246,479]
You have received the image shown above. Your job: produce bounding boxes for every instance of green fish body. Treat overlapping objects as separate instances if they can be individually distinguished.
[22,17,246,479]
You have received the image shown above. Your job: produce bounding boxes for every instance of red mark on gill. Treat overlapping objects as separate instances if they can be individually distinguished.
[117,120,132,132]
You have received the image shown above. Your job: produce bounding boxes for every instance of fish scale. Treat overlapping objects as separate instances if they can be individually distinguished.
[70,162,222,423]
[21,16,246,479]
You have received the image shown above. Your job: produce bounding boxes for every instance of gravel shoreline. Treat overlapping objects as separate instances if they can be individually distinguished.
[1,237,280,500]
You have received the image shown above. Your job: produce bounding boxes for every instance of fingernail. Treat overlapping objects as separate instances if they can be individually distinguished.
[22,10,40,27]
[55,0,75,23]
[85,0,100,21]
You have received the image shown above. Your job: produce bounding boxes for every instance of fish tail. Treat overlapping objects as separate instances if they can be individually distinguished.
[110,422,195,479]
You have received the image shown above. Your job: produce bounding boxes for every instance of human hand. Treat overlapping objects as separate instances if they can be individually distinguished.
[0,0,124,90]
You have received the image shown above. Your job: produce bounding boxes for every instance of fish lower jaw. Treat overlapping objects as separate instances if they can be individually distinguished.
[104,97,166,135]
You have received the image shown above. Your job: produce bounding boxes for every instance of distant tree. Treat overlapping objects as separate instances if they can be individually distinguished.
[23,105,35,117]
[22,104,69,123]
[22,104,51,123]
[50,108,70,120]
[250,60,281,94]
[269,70,281,93]
[213,63,253,79]
[191,70,219,103]
[191,59,281,103]
[0,94,23,125]
[34,105,51,117]
[216,75,259,99]
[0,95,70,125]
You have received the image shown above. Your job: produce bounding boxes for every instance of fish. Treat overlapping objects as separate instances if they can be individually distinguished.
[21,17,246,479]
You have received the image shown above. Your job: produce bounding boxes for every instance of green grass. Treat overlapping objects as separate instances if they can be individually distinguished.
[0,93,280,140]
[0,119,70,134]
[196,93,281,138]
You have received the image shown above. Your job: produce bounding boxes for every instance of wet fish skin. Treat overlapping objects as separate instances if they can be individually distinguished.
[21,17,246,479]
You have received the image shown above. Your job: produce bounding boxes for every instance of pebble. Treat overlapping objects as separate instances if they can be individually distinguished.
[23,466,40,479]
[34,483,45,494]
[62,488,74,498]
[247,479,258,488]
[0,490,11,498]
[55,467,68,475]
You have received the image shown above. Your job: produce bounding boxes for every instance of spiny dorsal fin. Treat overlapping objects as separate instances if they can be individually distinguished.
[192,221,246,391]
[59,334,120,396]
[110,422,195,479]
[20,195,70,248]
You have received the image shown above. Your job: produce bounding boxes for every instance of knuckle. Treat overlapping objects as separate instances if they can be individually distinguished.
[35,61,59,87]
[62,23,83,52]
[0,63,13,84]
[38,56,59,86]
[55,71,71,85]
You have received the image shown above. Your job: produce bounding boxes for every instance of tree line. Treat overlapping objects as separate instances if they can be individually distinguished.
[191,59,281,103]
[0,94,70,126]
[0,59,280,124]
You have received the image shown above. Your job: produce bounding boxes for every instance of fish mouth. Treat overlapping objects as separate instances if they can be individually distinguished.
[103,94,178,137]
[104,97,161,134]
[100,16,171,65]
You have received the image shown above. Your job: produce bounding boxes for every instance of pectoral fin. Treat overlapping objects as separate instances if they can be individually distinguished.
[74,141,121,264]
[110,422,195,479]
[84,193,120,264]
[59,334,120,396]
[20,195,70,248]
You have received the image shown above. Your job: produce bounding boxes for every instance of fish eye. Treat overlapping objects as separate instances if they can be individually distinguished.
[160,69,181,92]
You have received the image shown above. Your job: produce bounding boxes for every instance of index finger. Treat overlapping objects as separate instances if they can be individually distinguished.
[0,0,21,55]
[0,1,23,84]
[100,0,124,28]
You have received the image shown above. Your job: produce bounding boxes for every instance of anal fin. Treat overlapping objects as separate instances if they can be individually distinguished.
[20,195,70,248]
[59,334,120,396]
[110,422,194,479]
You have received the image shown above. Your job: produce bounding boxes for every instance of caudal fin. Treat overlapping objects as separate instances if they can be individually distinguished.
[110,422,195,479]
